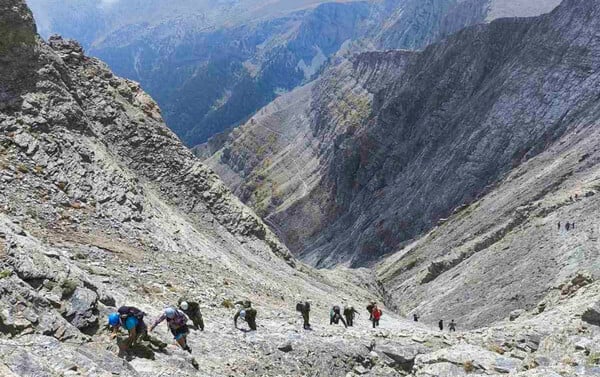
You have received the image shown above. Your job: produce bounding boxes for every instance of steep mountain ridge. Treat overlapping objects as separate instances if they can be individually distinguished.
[27,0,561,147]
[207,0,597,269]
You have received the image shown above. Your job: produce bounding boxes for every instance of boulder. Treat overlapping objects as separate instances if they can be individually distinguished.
[582,302,600,326]
[278,341,293,353]
[64,287,98,331]
[378,342,429,372]
[510,309,525,321]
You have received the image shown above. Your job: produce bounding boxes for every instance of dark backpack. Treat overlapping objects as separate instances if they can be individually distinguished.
[245,308,257,321]
[118,306,145,320]
[333,305,340,313]
[296,303,304,312]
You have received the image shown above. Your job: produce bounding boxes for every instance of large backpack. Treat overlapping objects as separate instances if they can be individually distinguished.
[245,308,257,321]
[118,306,145,320]
[333,305,340,314]
[296,302,304,312]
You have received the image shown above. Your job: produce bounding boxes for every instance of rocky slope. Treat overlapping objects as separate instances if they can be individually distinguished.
[3,1,600,376]
[206,0,597,270]
[27,0,561,147]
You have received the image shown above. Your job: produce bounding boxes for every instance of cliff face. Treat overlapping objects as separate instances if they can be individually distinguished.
[207,0,599,268]
[28,0,561,147]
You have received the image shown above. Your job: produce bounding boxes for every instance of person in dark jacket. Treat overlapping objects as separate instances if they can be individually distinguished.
[330,306,348,328]
[234,307,258,331]
[343,306,359,327]
[150,307,192,353]
[178,299,204,331]
[449,319,456,332]
[413,313,419,322]
[366,302,376,321]
[296,301,311,330]
[438,320,444,331]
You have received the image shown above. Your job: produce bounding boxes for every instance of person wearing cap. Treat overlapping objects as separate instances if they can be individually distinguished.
[178,298,204,331]
[107,306,147,351]
[234,304,257,331]
[150,307,192,353]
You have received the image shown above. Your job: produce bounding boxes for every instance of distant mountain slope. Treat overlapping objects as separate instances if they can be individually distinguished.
[26,0,560,146]
[206,0,594,268]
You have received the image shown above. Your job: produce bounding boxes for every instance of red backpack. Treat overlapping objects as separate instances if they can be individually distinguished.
[372,308,382,320]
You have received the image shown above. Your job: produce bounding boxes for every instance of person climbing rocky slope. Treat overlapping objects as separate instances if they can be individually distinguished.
[3,0,600,376]
[206,0,598,270]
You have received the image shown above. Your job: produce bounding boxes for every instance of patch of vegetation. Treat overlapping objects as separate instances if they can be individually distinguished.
[221,299,234,309]
[73,252,87,260]
[60,279,78,298]
[33,165,44,175]
[489,344,506,355]
[0,269,12,279]
[587,352,600,366]
[16,163,29,173]
[463,360,475,373]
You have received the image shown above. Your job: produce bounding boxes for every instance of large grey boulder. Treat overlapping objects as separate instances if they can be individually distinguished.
[582,301,600,326]
[63,287,98,332]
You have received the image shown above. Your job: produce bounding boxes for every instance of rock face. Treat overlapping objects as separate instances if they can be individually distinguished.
[207,0,600,270]
[27,0,561,147]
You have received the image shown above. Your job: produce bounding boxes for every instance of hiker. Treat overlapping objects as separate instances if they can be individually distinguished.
[371,304,382,328]
[234,306,258,331]
[178,299,204,331]
[572,222,576,230]
[108,306,147,351]
[343,306,359,327]
[438,320,444,331]
[413,313,419,322]
[150,307,192,353]
[366,301,376,320]
[566,222,571,231]
[558,222,560,230]
[330,305,348,328]
[449,319,456,332]
[296,301,311,330]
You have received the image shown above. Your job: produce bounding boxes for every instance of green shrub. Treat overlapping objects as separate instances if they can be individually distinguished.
[0,269,12,279]
[60,279,78,298]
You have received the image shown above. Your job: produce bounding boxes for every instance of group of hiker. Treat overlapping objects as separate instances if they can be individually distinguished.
[108,298,464,357]
[558,221,576,231]
[413,314,457,332]
[107,298,205,354]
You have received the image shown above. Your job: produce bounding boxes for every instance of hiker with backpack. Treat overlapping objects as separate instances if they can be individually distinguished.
[178,298,204,331]
[330,305,348,328]
[449,319,457,332]
[296,301,311,330]
[371,304,382,328]
[343,306,359,327]
[108,305,148,351]
[234,305,258,331]
[150,307,192,353]
[366,301,376,320]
